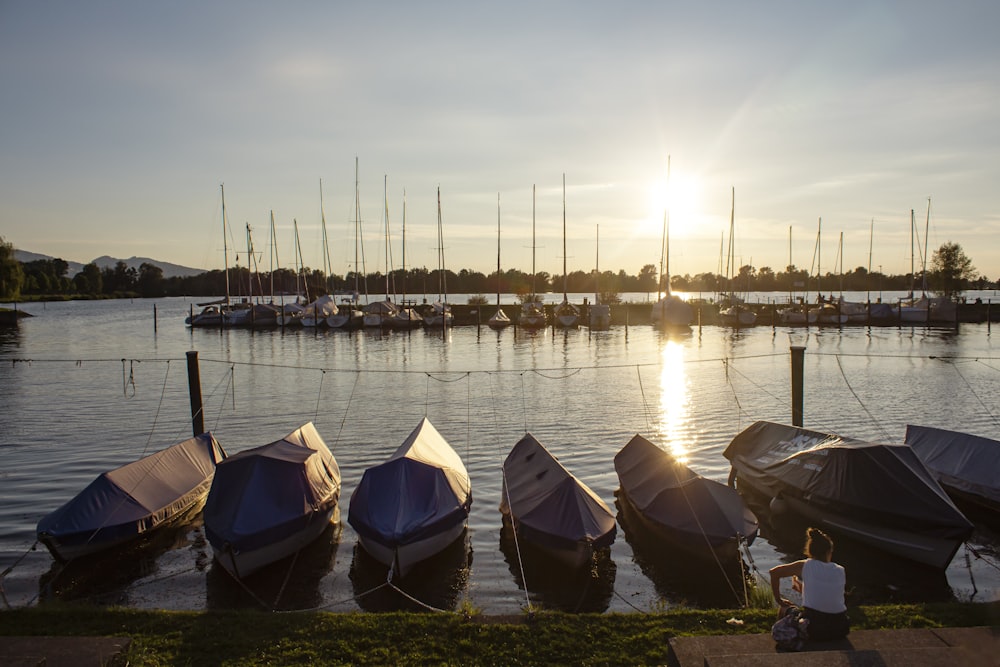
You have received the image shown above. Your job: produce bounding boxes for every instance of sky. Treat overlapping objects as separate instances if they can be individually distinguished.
[2,2,999,282]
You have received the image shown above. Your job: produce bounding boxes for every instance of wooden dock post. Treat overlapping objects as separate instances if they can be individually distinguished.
[186,351,205,436]
[790,345,805,427]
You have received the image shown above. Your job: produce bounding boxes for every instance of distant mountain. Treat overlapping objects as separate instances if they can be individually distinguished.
[14,250,86,276]
[90,255,206,279]
[14,250,205,279]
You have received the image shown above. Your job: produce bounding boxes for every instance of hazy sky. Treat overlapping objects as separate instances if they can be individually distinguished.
[2,2,998,281]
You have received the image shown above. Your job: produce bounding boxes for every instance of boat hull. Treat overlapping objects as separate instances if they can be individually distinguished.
[212,503,337,579]
[358,519,466,578]
[779,493,963,570]
[615,488,743,563]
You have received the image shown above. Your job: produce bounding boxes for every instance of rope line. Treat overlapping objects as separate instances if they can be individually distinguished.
[938,359,1000,429]
[330,372,360,453]
[834,355,892,441]
[313,370,326,425]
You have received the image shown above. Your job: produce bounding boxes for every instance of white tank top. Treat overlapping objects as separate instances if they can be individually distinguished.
[801,558,846,614]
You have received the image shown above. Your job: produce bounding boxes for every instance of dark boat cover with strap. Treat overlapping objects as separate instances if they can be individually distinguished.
[905,424,1000,509]
[501,433,616,551]
[616,434,757,547]
[37,433,226,551]
[723,421,972,540]
[348,418,471,549]
[203,422,340,553]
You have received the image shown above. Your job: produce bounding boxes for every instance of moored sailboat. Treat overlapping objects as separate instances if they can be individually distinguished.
[650,158,693,328]
[519,184,548,330]
[554,174,580,328]
[488,193,512,329]
[423,186,454,329]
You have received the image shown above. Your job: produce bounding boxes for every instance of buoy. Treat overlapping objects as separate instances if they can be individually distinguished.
[770,495,788,514]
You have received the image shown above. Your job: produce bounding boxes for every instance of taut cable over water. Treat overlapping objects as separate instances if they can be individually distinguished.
[5,333,1000,612]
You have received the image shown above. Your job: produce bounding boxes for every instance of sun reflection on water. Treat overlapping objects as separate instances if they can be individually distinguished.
[656,339,692,463]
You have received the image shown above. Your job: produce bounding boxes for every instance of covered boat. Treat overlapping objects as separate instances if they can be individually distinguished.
[204,422,340,579]
[615,434,757,561]
[348,418,472,578]
[724,421,973,569]
[905,424,1000,516]
[500,433,616,569]
[37,433,226,562]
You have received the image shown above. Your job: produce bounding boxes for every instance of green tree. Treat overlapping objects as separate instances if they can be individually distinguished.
[930,242,975,297]
[638,264,658,292]
[73,263,103,294]
[137,262,166,298]
[0,237,25,300]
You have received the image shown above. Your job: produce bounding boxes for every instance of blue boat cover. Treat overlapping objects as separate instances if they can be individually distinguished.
[36,433,225,552]
[500,433,616,550]
[203,422,340,553]
[615,434,757,547]
[724,421,973,540]
[348,418,471,549]
[905,424,1000,509]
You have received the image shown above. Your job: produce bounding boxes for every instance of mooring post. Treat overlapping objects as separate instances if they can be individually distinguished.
[790,345,805,427]
[153,304,158,332]
[186,350,206,436]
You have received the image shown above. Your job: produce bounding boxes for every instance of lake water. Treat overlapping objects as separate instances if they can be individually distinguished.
[1,296,998,614]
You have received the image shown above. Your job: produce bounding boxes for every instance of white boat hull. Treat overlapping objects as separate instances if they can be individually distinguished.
[358,519,467,578]
[212,505,337,579]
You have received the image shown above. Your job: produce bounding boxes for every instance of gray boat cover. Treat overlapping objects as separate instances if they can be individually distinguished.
[348,418,471,549]
[37,433,226,553]
[500,433,616,551]
[905,424,1000,509]
[724,421,972,539]
[204,422,340,553]
[615,434,757,547]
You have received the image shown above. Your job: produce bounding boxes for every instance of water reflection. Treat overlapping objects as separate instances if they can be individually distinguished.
[498,516,615,613]
[742,489,955,605]
[657,340,692,464]
[348,530,472,612]
[615,496,751,609]
[38,516,207,606]
[205,521,341,611]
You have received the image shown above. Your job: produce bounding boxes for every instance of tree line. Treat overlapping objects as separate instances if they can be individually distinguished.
[0,236,986,302]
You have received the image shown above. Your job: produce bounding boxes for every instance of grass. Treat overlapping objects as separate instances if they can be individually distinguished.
[2,602,998,666]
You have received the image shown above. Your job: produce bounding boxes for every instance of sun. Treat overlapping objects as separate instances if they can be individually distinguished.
[646,171,704,240]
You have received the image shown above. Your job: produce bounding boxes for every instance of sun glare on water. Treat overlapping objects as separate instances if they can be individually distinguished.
[656,339,692,463]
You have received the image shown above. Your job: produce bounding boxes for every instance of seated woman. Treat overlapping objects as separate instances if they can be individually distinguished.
[769,527,850,641]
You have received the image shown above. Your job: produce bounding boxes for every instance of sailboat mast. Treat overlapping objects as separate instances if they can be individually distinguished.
[727,187,735,303]
[383,175,390,299]
[661,155,670,299]
[353,158,364,302]
[531,184,536,297]
[922,198,931,295]
[221,184,230,303]
[496,192,502,306]
[562,173,568,301]
[788,226,792,306]
[401,189,407,303]
[595,223,600,304]
[867,218,874,304]
[320,178,331,294]
[436,186,443,301]
[910,209,916,297]
[838,231,844,297]
[270,211,282,308]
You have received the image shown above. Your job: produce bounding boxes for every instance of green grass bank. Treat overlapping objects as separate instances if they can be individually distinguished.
[2,603,998,666]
